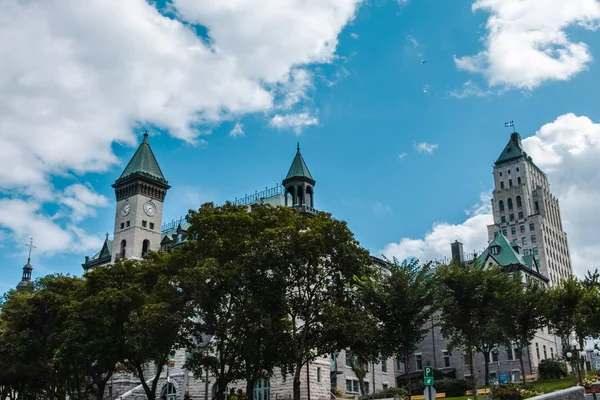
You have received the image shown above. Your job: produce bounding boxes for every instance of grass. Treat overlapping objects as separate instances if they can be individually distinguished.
[440,377,576,400]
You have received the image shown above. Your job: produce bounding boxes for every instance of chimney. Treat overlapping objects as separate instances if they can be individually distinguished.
[451,241,465,266]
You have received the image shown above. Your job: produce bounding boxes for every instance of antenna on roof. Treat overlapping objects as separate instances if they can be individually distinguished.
[25,237,36,264]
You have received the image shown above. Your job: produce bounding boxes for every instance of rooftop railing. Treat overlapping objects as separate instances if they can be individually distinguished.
[232,184,285,206]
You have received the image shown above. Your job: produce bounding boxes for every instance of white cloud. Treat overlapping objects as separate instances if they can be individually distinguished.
[455,0,600,90]
[406,34,419,48]
[382,193,493,263]
[0,0,362,255]
[269,112,319,134]
[0,198,103,256]
[229,122,245,138]
[448,80,495,99]
[414,141,439,154]
[398,152,408,160]
[59,184,109,222]
[383,113,600,277]
[350,33,359,39]
[423,84,430,94]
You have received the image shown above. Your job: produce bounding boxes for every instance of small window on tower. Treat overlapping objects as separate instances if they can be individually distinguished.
[126,221,130,227]
[501,216,506,224]
[518,177,522,185]
[502,229,508,236]
[501,182,505,189]
[510,214,515,221]
[520,225,525,233]
[508,169,511,174]
[149,222,155,230]
[509,179,513,187]
[518,212,524,219]
[120,222,125,230]
[499,172,503,176]
[142,220,147,228]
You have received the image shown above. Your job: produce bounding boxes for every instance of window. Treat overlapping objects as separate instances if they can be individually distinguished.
[508,198,513,209]
[149,222,155,230]
[524,249,530,255]
[510,214,515,221]
[499,200,505,212]
[522,237,527,245]
[254,379,270,400]
[491,246,500,255]
[509,179,513,187]
[489,372,498,383]
[345,352,352,367]
[535,201,539,212]
[126,220,130,227]
[508,169,511,174]
[499,172,503,176]
[533,247,539,255]
[517,167,520,172]
[396,359,403,370]
[353,381,359,393]
[383,384,389,391]
[520,225,525,233]
[501,216,506,224]
[501,181,505,189]
[142,220,148,228]
[346,380,353,393]
[415,354,423,370]
[506,347,514,361]
[511,227,517,235]
[381,360,387,373]
[317,367,321,383]
[511,371,521,383]
[142,240,150,257]
[518,212,524,219]
[530,223,535,231]
[536,343,540,359]
[120,222,125,229]
[517,196,522,207]
[550,348,554,358]
[531,235,537,243]
[120,240,126,258]
[494,231,499,238]
[543,345,547,359]
[491,350,499,362]
[518,177,522,185]
[364,382,370,394]
[443,350,451,368]
[502,229,508,236]
[464,353,471,365]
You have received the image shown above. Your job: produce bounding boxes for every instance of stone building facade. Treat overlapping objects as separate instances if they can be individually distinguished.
[84,135,394,400]
[486,132,574,285]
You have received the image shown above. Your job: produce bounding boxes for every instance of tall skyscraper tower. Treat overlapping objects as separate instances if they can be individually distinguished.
[487,132,573,285]
[111,133,170,262]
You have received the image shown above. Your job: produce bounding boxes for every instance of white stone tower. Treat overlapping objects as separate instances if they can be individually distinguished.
[111,132,170,262]
[487,132,573,285]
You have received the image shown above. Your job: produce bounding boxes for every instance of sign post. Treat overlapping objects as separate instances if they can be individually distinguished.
[423,366,436,400]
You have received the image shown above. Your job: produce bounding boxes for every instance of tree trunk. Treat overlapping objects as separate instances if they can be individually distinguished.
[246,377,255,400]
[519,348,526,384]
[469,351,477,400]
[293,362,303,400]
[96,380,106,400]
[405,355,411,390]
[482,351,490,386]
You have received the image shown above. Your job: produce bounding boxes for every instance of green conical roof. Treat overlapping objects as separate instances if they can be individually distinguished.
[118,133,167,183]
[495,133,525,166]
[285,144,314,181]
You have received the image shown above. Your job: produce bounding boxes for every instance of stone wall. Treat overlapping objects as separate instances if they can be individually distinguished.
[526,387,585,400]
[331,350,396,397]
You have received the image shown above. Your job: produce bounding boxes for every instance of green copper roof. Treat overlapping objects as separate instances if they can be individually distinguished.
[477,233,528,268]
[495,133,525,165]
[119,133,167,183]
[285,144,314,181]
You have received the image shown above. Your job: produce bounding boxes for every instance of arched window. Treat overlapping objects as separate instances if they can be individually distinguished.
[142,240,150,257]
[499,200,504,212]
[161,383,176,400]
[306,186,314,208]
[120,240,126,258]
[508,198,513,210]
[254,378,271,400]
[516,196,522,208]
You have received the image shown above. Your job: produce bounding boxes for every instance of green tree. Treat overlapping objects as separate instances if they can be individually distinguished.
[180,203,295,400]
[435,263,511,396]
[501,275,547,383]
[360,259,436,388]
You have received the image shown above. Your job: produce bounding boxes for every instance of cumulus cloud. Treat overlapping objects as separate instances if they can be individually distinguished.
[0,0,362,255]
[455,0,600,90]
[398,152,408,160]
[414,141,439,154]
[448,80,495,99]
[383,113,600,277]
[60,184,109,222]
[269,112,319,134]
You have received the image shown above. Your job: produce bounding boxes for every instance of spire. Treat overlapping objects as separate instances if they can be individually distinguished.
[495,131,525,166]
[17,238,35,292]
[115,131,168,185]
[284,143,314,183]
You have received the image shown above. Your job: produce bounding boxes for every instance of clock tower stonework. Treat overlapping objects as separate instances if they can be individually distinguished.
[111,133,170,262]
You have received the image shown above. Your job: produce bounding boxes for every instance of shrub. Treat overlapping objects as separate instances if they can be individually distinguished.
[402,381,425,396]
[364,387,409,400]
[538,359,568,380]
[331,387,343,397]
[490,384,540,400]
[435,379,471,397]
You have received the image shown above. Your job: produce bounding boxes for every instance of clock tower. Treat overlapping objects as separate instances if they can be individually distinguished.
[111,132,170,262]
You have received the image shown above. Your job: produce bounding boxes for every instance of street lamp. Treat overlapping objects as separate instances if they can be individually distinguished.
[565,339,583,387]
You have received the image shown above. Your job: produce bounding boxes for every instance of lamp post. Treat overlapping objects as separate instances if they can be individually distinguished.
[566,339,583,387]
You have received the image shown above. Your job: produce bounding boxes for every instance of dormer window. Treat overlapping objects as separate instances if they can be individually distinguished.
[491,245,500,255]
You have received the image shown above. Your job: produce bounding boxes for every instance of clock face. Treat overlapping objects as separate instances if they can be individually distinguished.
[144,201,156,216]
[121,201,131,216]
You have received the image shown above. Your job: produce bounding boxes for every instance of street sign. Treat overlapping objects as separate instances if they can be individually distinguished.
[424,386,437,400]
[424,366,435,386]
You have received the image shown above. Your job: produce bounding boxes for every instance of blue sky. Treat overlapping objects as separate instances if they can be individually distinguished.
[2,0,600,292]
